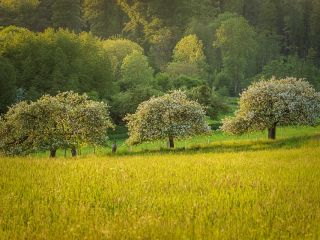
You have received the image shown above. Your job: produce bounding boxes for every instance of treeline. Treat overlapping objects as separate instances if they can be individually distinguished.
[1,0,320,64]
[1,0,320,121]
[0,27,227,121]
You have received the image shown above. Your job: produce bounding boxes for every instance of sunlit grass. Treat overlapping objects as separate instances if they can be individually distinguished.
[0,129,320,239]
[30,125,320,158]
[93,125,320,156]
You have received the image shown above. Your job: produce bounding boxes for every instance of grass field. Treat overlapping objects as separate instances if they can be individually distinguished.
[1,126,320,239]
[46,125,320,157]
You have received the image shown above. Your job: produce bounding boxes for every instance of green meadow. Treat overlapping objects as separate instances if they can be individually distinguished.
[1,126,320,239]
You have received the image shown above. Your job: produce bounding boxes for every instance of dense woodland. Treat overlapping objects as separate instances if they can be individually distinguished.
[1,0,320,122]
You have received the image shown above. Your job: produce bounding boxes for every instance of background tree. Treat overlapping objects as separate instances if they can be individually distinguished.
[82,0,123,38]
[0,27,114,101]
[257,56,320,90]
[187,84,228,120]
[148,26,177,71]
[310,0,320,66]
[172,34,206,65]
[103,38,143,79]
[112,51,160,121]
[221,77,320,140]
[125,91,211,148]
[0,0,40,30]
[51,0,83,32]
[1,1,320,122]
[0,56,16,114]
[213,14,258,96]
[0,0,320,72]
[166,34,208,79]
[119,51,154,90]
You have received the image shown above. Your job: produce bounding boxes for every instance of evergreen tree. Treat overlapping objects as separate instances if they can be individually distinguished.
[310,0,320,65]
[214,15,258,96]
[52,0,83,32]
[0,56,16,113]
[83,0,123,38]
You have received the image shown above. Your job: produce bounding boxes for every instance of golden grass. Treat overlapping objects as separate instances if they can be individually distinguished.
[0,139,320,239]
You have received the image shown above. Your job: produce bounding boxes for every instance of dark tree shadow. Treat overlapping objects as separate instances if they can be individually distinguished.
[105,134,320,157]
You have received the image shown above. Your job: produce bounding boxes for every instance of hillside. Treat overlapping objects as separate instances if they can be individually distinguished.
[1,128,320,239]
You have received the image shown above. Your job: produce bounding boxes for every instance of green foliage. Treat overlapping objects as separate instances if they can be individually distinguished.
[214,14,258,96]
[0,0,41,30]
[111,51,159,121]
[166,62,204,79]
[257,56,320,90]
[82,0,123,38]
[2,0,320,121]
[152,73,229,120]
[0,92,114,156]
[103,38,143,79]
[148,26,177,71]
[51,0,82,32]
[0,56,16,113]
[310,0,320,65]
[187,84,228,119]
[166,34,207,79]
[221,77,320,138]
[119,51,154,89]
[125,91,210,146]
[0,26,114,100]
[255,31,281,71]
[112,85,160,123]
[1,0,320,72]
[172,34,206,65]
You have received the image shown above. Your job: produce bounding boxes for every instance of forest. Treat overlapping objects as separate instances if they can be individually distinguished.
[1,0,320,122]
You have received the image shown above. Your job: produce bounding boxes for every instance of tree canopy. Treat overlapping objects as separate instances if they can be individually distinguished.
[0,56,16,113]
[0,92,114,157]
[0,26,114,104]
[125,91,211,148]
[103,38,143,79]
[213,15,258,96]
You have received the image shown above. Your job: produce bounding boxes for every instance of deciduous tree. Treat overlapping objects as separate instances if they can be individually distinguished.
[0,92,114,157]
[103,38,143,79]
[0,56,16,113]
[221,77,320,139]
[125,91,210,148]
[214,15,258,96]
[166,34,208,78]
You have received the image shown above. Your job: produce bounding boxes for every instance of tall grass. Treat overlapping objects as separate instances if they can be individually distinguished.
[0,134,320,239]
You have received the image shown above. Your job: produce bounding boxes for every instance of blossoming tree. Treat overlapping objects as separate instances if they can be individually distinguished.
[125,91,211,148]
[0,92,114,157]
[221,77,320,139]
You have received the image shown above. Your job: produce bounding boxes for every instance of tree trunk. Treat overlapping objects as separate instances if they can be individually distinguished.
[71,147,77,157]
[112,142,117,154]
[268,125,276,140]
[50,148,57,158]
[168,136,174,148]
